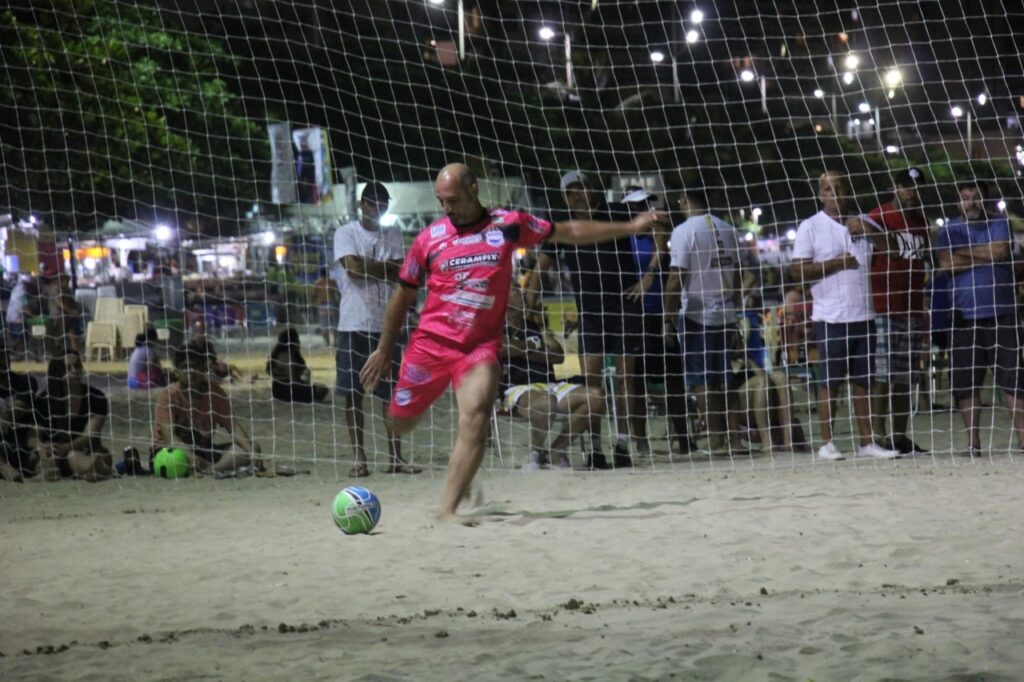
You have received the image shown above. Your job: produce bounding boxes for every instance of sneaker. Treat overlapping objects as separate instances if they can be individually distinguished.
[892,436,929,455]
[856,442,900,459]
[522,450,549,471]
[553,454,572,469]
[817,442,846,461]
[612,444,633,469]
[580,451,611,470]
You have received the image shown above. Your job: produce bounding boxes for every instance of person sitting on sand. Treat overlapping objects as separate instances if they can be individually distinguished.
[502,283,605,470]
[267,327,329,404]
[31,350,114,481]
[193,334,246,384]
[0,346,39,481]
[127,325,170,390]
[152,341,264,475]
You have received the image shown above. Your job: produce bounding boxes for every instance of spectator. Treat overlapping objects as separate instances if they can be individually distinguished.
[867,167,931,454]
[31,350,113,481]
[619,187,694,455]
[935,180,1024,456]
[152,342,263,475]
[49,274,82,356]
[0,346,38,481]
[5,276,39,357]
[194,334,246,384]
[789,171,899,460]
[333,181,416,477]
[312,266,340,347]
[267,327,329,403]
[127,325,169,390]
[665,188,745,454]
[503,283,605,470]
[525,171,637,469]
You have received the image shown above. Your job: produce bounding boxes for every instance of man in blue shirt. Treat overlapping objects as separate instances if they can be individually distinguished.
[935,180,1024,457]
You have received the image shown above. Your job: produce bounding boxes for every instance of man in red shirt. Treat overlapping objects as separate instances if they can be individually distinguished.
[360,163,661,524]
[867,167,931,455]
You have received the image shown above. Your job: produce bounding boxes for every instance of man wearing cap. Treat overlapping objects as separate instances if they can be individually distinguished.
[936,180,1024,457]
[866,167,932,455]
[618,186,694,455]
[525,171,639,469]
[333,181,418,477]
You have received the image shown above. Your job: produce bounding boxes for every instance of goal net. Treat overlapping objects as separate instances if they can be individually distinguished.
[2,0,1022,480]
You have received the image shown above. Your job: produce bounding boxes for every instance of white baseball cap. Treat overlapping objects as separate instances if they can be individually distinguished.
[620,188,657,204]
[559,171,591,191]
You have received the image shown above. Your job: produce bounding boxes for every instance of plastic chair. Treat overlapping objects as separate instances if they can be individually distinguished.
[116,310,146,356]
[85,322,117,361]
[94,297,123,322]
[124,304,149,324]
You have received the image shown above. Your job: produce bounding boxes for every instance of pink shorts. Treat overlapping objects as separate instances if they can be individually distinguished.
[389,333,501,419]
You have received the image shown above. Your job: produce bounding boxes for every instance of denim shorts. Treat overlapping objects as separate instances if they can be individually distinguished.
[813,320,875,389]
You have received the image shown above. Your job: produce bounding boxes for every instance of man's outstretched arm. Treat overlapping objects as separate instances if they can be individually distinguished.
[549,211,663,245]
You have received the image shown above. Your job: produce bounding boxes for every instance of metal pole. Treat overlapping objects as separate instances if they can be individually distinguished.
[457,0,465,60]
[760,77,767,114]
[565,34,573,89]
[831,94,838,132]
[967,111,973,158]
[874,106,882,149]
[672,56,681,103]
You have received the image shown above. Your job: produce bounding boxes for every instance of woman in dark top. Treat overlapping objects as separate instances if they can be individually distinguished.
[32,350,113,481]
[267,328,329,404]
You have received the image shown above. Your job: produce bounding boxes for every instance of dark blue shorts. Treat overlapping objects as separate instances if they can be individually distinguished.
[335,331,396,400]
[680,317,735,389]
[813,320,875,389]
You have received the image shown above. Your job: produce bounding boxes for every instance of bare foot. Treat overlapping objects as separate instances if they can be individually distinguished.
[348,463,370,478]
[437,510,479,527]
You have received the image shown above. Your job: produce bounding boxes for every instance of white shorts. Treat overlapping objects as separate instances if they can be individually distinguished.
[503,381,582,412]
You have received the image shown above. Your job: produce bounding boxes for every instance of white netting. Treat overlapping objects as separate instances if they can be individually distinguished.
[1,0,1022,482]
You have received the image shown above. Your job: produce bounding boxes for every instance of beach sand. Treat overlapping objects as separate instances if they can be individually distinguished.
[2,362,1023,680]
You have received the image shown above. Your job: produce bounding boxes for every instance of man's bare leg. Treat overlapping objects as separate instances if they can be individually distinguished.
[438,362,499,524]
[851,383,875,446]
[1002,392,1024,449]
[817,385,835,444]
[344,393,367,473]
[956,393,982,450]
[871,382,891,441]
[581,353,608,453]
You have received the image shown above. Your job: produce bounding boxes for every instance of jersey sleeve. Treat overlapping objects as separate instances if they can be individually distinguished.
[791,221,815,260]
[398,231,428,288]
[513,212,553,248]
[669,222,692,269]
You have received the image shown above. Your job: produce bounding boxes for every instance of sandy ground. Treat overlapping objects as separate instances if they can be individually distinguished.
[3,351,1024,680]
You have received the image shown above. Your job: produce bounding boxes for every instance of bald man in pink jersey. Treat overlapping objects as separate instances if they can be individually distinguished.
[360,163,662,524]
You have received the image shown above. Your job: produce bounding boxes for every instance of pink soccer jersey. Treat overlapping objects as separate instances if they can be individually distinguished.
[398,208,552,350]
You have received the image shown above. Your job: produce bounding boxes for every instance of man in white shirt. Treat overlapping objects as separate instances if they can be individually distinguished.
[334,181,419,477]
[664,188,744,454]
[790,171,898,461]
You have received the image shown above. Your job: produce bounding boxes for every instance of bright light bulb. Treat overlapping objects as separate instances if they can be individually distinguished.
[858,102,871,113]
[883,68,902,87]
[842,71,855,85]
[154,225,172,242]
[813,88,825,98]
[685,30,699,44]
[740,69,755,82]
[936,218,945,227]
[844,54,859,70]
[538,26,555,41]
[751,207,763,218]
[650,50,665,63]
[690,9,704,24]
[951,105,964,118]
[786,229,797,240]
[997,200,1007,212]
[885,145,899,154]
[977,93,988,106]
[261,231,276,245]
[887,89,896,99]
[744,232,755,242]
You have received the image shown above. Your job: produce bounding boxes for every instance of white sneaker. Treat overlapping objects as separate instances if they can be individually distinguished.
[817,442,845,461]
[856,442,900,459]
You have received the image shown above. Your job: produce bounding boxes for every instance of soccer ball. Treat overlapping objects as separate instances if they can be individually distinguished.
[332,486,381,534]
[152,448,190,479]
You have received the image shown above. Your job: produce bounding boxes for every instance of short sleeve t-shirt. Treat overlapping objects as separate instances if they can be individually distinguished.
[127,345,165,388]
[333,220,406,332]
[935,217,1016,320]
[792,211,874,323]
[669,214,742,327]
[867,202,929,316]
[398,208,553,351]
[34,384,109,444]
[542,208,635,314]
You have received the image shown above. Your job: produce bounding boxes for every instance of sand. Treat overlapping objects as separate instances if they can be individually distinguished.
[2,361,1024,680]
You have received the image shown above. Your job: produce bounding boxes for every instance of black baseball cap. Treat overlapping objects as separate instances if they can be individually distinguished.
[361,181,391,203]
[893,167,926,188]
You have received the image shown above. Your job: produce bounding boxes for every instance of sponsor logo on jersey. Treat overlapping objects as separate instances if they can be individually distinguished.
[394,389,412,406]
[430,224,447,239]
[461,278,490,292]
[447,310,477,330]
[440,252,501,272]
[485,230,505,248]
[455,234,483,245]
[441,289,496,310]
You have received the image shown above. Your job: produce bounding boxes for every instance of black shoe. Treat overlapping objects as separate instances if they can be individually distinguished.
[581,451,611,470]
[612,444,633,469]
[892,436,929,455]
